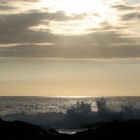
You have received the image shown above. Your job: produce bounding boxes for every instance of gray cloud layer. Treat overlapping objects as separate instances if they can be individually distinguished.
[112,4,138,10]
[121,12,140,20]
[0,10,85,43]
[0,2,140,58]
[0,5,15,10]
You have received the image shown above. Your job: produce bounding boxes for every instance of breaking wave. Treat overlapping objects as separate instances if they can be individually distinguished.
[3,98,140,129]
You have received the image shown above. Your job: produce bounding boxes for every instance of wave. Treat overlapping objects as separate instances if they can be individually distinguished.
[2,98,140,129]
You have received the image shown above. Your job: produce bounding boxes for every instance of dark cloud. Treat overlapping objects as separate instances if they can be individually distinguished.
[0,41,140,58]
[112,4,136,10]
[0,11,46,43]
[36,11,85,21]
[96,22,127,31]
[57,31,134,46]
[0,5,16,10]
[112,4,140,21]
[0,11,85,43]
[121,12,140,20]
[0,30,139,58]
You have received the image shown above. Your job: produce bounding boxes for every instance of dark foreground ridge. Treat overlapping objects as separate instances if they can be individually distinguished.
[0,119,140,140]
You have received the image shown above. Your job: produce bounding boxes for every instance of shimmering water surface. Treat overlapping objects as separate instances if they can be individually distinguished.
[0,96,140,131]
[0,96,139,116]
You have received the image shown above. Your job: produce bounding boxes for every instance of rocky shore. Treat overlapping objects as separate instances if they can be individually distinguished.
[0,119,140,140]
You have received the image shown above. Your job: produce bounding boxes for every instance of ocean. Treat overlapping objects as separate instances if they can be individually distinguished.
[0,96,140,131]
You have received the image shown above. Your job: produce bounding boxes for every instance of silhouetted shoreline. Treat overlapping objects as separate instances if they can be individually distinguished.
[0,119,140,140]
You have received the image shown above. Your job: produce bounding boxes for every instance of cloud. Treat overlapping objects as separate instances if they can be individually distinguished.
[0,30,139,58]
[125,0,140,5]
[0,10,85,43]
[121,12,140,20]
[0,8,139,58]
[112,4,136,10]
[0,5,16,10]
[1,42,140,58]
[111,4,140,22]
[0,0,139,58]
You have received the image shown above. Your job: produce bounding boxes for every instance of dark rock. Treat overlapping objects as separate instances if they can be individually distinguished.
[0,119,43,140]
[0,119,140,140]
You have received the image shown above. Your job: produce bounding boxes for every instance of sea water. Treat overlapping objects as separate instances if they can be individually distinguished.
[0,96,140,130]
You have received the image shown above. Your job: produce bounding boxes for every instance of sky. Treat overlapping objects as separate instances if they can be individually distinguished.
[0,0,140,58]
[0,0,140,96]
